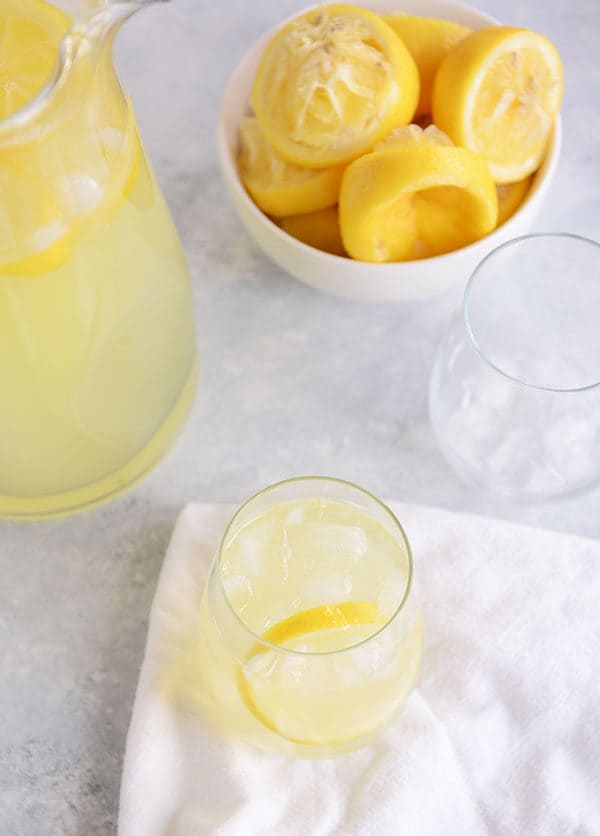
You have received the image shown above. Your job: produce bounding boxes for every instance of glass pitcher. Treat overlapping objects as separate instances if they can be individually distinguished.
[0,0,197,518]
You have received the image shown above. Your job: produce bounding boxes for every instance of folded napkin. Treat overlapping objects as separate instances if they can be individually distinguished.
[119,503,600,836]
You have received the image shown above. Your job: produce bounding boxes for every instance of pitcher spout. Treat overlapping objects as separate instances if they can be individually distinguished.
[0,0,171,143]
[73,0,170,51]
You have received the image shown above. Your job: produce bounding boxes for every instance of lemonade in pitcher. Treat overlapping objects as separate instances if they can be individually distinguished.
[0,0,196,517]
[197,478,423,757]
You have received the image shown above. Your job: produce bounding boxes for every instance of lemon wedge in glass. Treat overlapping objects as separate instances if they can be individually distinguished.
[238,602,385,746]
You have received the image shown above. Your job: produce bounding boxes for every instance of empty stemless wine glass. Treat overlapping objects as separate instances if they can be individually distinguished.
[429,234,600,502]
[197,477,422,758]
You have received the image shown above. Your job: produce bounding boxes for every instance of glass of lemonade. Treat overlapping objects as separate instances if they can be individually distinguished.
[198,477,423,757]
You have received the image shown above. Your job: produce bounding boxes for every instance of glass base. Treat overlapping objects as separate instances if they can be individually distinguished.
[0,359,198,520]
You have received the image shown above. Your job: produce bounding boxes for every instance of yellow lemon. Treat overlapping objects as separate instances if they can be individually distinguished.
[0,0,72,276]
[383,14,471,116]
[0,149,75,277]
[432,26,563,182]
[279,206,346,256]
[238,117,343,217]
[238,602,384,745]
[251,4,419,168]
[496,175,533,226]
[258,602,381,650]
[0,0,71,120]
[339,124,498,262]
[0,0,142,277]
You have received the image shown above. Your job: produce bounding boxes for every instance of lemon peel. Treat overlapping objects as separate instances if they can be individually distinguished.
[383,14,471,116]
[340,124,498,262]
[238,601,384,745]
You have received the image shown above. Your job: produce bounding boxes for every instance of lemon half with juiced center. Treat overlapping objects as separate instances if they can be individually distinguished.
[339,124,498,262]
[433,26,563,182]
[238,116,344,217]
[252,3,420,168]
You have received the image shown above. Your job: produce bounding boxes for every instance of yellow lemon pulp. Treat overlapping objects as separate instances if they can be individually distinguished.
[1,135,141,277]
[238,116,343,217]
[252,3,419,168]
[0,0,141,277]
[238,602,385,745]
[383,14,471,116]
[279,206,346,256]
[432,26,563,182]
[0,0,70,120]
[0,0,72,275]
[339,124,498,262]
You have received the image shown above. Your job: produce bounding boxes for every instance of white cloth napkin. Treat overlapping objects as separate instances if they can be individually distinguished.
[118,503,600,836]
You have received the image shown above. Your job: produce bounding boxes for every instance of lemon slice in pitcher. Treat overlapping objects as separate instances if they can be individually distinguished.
[432,27,563,182]
[0,0,142,278]
[238,602,385,746]
[0,0,72,276]
[252,4,419,168]
[0,0,71,120]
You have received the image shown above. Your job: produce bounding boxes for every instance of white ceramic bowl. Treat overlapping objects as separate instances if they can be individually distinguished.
[218,0,561,302]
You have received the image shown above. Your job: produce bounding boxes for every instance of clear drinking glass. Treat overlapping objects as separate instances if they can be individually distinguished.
[429,234,600,501]
[197,477,423,758]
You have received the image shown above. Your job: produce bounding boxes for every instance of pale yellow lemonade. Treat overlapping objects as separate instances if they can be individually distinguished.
[198,495,423,757]
[0,136,196,515]
[0,1,196,517]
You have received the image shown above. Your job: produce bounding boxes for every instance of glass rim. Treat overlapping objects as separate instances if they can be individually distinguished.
[0,0,162,141]
[215,475,415,658]
[463,232,600,395]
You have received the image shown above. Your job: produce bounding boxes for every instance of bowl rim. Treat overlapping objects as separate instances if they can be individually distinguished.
[218,0,562,272]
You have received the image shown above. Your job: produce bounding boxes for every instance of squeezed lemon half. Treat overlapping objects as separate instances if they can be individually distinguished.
[238,116,344,217]
[339,124,498,262]
[251,4,419,168]
[432,26,563,182]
